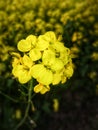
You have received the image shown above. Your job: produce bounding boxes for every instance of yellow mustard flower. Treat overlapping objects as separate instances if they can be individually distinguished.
[29,48,41,61]
[44,31,57,43]
[50,41,70,65]
[63,62,74,78]
[26,35,37,46]
[42,49,56,67]
[22,54,33,68]
[42,48,64,72]
[34,83,50,94]
[51,41,65,52]
[53,98,59,112]
[36,31,57,51]
[36,35,49,50]
[91,52,98,61]
[30,64,53,85]
[15,109,21,119]
[61,76,67,84]
[51,58,64,72]
[17,35,37,52]
[59,62,74,84]
[52,72,61,85]
[59,48,71,65]
[11,52,21,67]
[17,39,32,52]
[12,54,33,84]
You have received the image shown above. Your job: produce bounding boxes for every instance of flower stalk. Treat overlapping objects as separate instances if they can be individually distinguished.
[14,79,33,130]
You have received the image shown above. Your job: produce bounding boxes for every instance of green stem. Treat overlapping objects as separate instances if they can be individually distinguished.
[14,79,33,130]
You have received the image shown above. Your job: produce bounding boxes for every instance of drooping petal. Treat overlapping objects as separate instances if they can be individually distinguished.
[34,84,50,94]
[40,85,50,94]
[10,52,21,58]
[34,84,43,93]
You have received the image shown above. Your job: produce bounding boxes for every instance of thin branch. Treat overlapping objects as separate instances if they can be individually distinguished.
[14,79,33,130]
[0,91,19,103]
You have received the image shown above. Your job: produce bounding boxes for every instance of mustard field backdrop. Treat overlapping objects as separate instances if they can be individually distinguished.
[0,0,98,130]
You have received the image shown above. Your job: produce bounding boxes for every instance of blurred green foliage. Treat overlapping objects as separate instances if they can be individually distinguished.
[0,0,98,130]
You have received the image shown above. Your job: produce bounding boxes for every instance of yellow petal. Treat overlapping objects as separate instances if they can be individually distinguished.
[44,31,57,43]
[15,109,21,119]
[26,35,37,47]
[42,49,55,66]
[12,57,21,67]
[22,54,33,68]
[60,48,70,65]
[30,64,45,79]
[30,64,53,85]
[61,76,67,84]
[52,72,61,85]
[10,52,21,58]
[64,64,74,78]
[17,39,31,52]
[18,70,31,84]
[34,84,43,93]
[40,85,50,94]
[37,35,49,50]
[53,99,59,112]
[12,64,31,84]
[29,48,41,61]
[51,59,64,72]
[12,65,23,77]
[51,41,65,52]
[37,68,53,85]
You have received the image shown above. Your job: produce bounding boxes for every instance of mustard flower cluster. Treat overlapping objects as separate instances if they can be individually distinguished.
[12,31,73,94]
[0,0,79,46]
[0,0,97,63]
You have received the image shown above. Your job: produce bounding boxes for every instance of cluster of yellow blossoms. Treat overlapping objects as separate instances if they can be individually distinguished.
[12,31,73,94]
